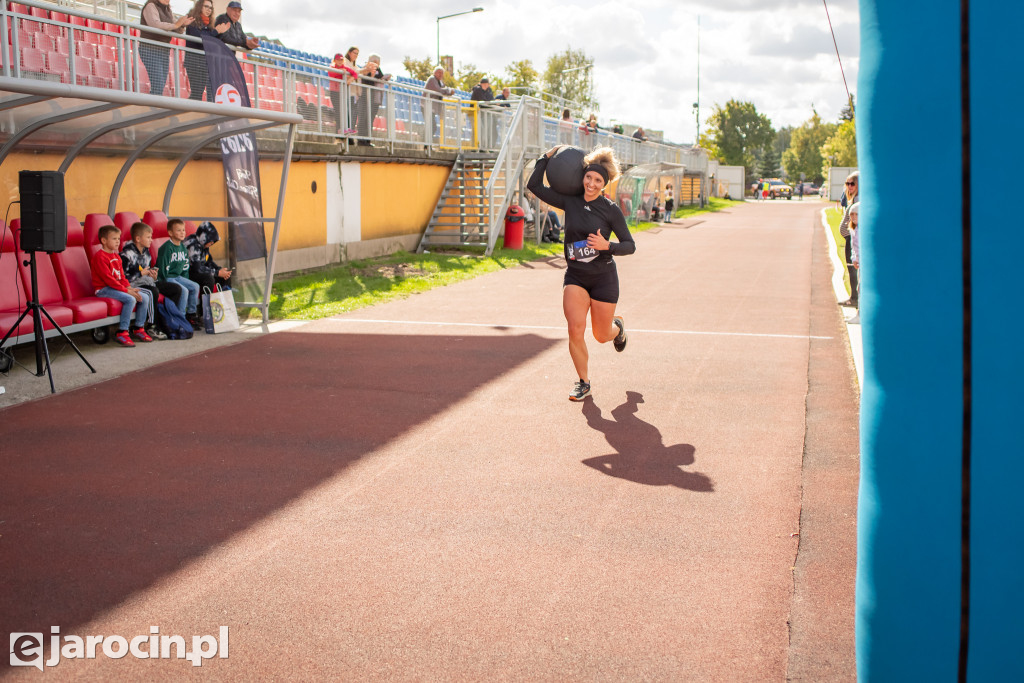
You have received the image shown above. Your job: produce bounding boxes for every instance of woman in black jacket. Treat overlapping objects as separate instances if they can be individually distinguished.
[183,0,228,101]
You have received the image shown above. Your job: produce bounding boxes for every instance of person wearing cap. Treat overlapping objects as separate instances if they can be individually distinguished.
[470,77,494,103]
[139,0,193,95]
[355,54,392,146]
[329,50,359,134]
[215,1,259,50]
[527,145,636,402]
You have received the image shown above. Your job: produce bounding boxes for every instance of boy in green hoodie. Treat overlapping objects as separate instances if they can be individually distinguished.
[156,218,201,328]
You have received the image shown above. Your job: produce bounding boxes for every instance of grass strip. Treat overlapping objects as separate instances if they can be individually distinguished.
[824,205,852,295]
[261,197,744,321]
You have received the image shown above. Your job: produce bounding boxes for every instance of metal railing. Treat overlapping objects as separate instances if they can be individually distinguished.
[485,96,544,254]
[1,1,703,167]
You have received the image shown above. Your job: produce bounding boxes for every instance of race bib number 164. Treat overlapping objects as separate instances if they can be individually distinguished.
[568,240,598,263]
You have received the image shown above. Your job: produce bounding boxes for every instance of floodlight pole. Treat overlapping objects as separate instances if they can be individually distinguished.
[437,7,484,66]
[696,15,701,141]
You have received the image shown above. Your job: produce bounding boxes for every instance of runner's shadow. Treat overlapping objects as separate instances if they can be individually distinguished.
[581,392,714,492]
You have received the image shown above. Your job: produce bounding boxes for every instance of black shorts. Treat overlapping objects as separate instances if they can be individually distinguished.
[563,261,619,304]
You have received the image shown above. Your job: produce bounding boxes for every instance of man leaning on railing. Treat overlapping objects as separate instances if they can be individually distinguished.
[216,1,259,51]
[423,66,454,139]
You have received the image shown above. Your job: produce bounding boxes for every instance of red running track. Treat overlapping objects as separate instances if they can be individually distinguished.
[0,200,859,680]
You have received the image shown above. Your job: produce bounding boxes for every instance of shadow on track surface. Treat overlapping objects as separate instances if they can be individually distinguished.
[580,391,714,491]
[0,330,558,652]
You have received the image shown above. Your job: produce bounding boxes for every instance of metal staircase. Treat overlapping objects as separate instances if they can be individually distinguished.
[417,96,545,255]
[416,152,498,251]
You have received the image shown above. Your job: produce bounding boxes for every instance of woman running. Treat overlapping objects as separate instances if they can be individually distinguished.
[527,146,636,401]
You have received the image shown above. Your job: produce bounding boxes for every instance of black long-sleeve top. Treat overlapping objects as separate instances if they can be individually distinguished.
[527,155,635,269]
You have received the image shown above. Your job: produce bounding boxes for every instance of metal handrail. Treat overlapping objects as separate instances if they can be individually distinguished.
[485,96,543,254]
[1,0,705,167]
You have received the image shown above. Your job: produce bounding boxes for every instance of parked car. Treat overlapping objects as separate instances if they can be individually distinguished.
[767,179,792,199]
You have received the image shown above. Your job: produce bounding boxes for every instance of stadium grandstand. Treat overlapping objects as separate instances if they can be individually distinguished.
[1,0,709,350]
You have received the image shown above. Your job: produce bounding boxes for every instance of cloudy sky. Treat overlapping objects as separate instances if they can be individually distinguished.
[203,0,859,144]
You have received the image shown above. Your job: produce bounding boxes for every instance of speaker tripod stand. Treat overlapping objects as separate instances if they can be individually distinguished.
[0,250,95,394]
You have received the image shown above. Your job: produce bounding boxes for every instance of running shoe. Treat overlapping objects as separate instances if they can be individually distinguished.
[148,326,168,340]
[132,327,153,343]
[569,380,591,402]
[612,316,628,352]
[114,330,135,347]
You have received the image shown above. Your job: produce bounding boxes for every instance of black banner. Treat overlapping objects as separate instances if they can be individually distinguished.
[203,36,266,261]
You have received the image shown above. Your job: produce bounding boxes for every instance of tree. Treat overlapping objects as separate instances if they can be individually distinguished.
[821,119,857,174]
[781,110,837,185]
[839,95,856,122]
[541,47,597,112]
[700,100,775,183]
[402,55,434,82]
[759,145,781,179]
[454,62,488,92]
[504,59,539,90]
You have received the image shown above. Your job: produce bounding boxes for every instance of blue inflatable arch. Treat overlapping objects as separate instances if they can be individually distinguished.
[857,0,1023,679]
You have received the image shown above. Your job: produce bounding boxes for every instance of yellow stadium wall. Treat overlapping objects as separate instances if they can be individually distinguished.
[358,162,450,240]
[1,154,452,270]
[1,153,326,256]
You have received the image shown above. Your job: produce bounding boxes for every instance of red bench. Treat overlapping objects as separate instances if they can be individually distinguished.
[1,217,117,352]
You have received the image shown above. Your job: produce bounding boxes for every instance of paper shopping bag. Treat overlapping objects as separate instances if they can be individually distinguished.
[202,286,240,334]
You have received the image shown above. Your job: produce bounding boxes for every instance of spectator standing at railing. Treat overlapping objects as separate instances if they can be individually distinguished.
[470,77,494,103]
[139,0,193,96]
[329,53,356,134]
[343,47,371,139]
[632,127,647,142]
[424,66,454,138]
[183,0,228,101]
[356,54,391,146]
[559,108,574,145]
[495,87,512,106]
[215,1,259,51]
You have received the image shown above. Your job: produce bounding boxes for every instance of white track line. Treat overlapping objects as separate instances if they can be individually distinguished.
[327,318,833,341]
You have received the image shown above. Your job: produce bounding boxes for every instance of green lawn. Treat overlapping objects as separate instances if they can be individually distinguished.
[261,197,744,321]
[825,205,852,296]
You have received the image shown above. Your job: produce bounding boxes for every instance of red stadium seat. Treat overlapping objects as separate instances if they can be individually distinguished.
[96,44,116,62]
[141,210,168,238]
[19,46,45,73]
[113,212,140,244]
[10,220,75,330]
[83,213,114,260]
[93,59,117,86]
[76,42,97,60]
[73,55,92,85]
[0,221,35,339]
[52,217,121,319]
[32,31,55,52]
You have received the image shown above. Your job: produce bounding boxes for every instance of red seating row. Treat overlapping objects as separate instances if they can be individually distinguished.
[6,5,318,109]
[1,211,196,348]
[1,216,114,343]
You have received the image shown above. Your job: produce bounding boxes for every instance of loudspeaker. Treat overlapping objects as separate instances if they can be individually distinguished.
[19,170,67,253]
